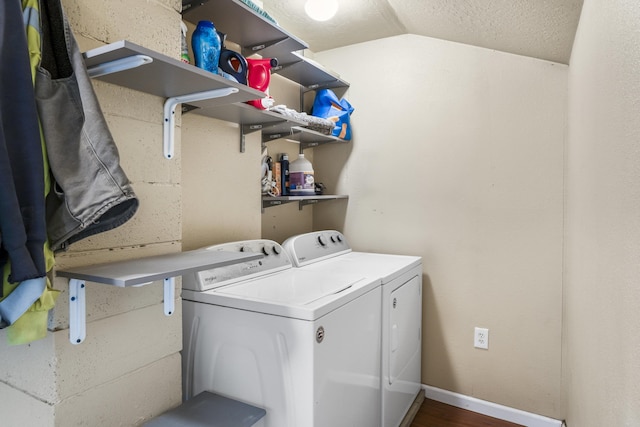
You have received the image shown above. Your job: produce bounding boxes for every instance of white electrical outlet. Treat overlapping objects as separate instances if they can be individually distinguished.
[474,327,489,349]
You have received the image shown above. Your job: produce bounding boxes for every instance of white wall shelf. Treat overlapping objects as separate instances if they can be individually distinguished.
[57,250,263,345]
[182,0,307,60]
[181,0,349,95]
[83,40,266,159]
[262,195,348,210]
[262,126,348,150]
[83,40,263,104]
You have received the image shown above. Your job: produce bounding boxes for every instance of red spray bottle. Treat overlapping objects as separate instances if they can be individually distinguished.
[246,58,278,109]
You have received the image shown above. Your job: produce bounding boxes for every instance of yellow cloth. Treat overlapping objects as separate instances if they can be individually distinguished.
[4,257,58,344]
[2,0,60,345]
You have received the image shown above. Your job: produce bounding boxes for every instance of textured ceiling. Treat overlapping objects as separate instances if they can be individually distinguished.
[261,0,584,64]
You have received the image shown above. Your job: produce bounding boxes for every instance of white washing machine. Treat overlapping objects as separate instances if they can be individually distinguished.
[282,231,423,427]
[181,239,382,427]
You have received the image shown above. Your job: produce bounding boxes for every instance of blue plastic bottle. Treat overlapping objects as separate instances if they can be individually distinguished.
[191,20,220,74]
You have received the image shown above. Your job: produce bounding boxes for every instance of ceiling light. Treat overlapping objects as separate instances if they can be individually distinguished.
[305,0,339,22]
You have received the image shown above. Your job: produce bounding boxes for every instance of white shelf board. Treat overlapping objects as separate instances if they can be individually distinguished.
[59,249,263,345]
[262,126,348,148]
[262,195,348,209]
[182,0,307,58]
[83,40,264,105]
[188,102,307,130]
[57,250,263,287]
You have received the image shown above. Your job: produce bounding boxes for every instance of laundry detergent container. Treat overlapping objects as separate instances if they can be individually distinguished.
[288,153,315,195]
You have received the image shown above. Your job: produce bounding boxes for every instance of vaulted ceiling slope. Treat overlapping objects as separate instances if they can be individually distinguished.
[262,0,584,64]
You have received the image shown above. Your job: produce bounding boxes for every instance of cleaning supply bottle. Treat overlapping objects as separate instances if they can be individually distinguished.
[246,58,278,109]
[217,31,248,84]
[180,22,190,64]
[191,20,220,74]
[289,153,315,196]
[280,154,290,196]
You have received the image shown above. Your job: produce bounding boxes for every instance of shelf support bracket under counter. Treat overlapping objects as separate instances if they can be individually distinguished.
[68,279,86,345]
[241,123,264,153]
[243,36,290,58]
[58,249,263,345]
[67,276,175,345]
[262,195,348,210]
[163,88,239,159]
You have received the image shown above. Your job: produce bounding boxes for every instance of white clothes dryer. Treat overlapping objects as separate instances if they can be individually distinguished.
[282,231,423,427]
[181,239,382,427]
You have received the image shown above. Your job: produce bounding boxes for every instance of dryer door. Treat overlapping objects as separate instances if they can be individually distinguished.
[389,275,422,385]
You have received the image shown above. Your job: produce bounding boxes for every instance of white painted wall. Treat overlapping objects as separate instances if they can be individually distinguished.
[314,34,567,418]
[181,115,263,250]
[564,0,640,425]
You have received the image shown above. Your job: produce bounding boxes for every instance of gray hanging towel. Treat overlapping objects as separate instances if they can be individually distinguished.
[35,0,139,252]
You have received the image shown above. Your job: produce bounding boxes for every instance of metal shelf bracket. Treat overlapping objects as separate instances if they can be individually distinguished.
[68,277,176,345]
[298,199,319,210]
[241,123,264,153]
[164,277,176,316]
[87,54,153,78]
[244,36,289,57]
[69,279,86,345]
[163,87,239,159]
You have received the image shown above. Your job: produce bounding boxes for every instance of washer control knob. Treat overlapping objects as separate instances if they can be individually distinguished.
[240,246,252,253]
[262,246,271,256]
[272,245,282,255]
[331,234,343,243]
[317,235,327,246]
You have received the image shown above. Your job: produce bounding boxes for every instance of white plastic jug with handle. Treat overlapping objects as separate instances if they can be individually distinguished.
[289,154,315,196]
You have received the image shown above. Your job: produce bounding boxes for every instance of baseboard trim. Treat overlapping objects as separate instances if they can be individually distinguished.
[422,385,563,427]
[399,389,425,427]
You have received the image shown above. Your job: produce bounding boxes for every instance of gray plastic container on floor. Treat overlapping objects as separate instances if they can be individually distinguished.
[143,392,266,427]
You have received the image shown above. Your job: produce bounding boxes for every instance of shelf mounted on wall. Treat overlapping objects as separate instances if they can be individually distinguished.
[83,40,265,159]
[262,195,348,211]
[57,250,263,345]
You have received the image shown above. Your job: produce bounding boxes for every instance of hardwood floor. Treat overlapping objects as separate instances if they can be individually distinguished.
[410,398,525,427]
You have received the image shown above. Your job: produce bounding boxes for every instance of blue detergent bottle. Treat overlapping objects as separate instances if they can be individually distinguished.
[191,20,220,74]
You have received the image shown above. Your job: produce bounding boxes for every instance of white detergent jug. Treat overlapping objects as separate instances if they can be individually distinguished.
[289,153,315,196]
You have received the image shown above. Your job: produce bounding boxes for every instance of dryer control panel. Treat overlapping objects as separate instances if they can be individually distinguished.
[183,240,292,291]
[282,230,352,267]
